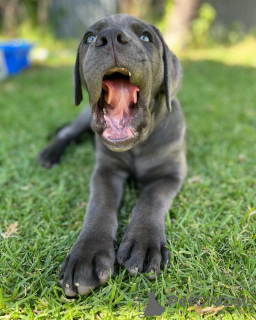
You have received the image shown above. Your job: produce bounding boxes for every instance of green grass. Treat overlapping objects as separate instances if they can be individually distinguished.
[1,51,256,319]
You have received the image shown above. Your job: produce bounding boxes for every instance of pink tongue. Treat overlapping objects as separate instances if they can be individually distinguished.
[102,79,140,128]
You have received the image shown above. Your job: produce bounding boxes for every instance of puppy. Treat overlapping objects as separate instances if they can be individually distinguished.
[38,14,186,297]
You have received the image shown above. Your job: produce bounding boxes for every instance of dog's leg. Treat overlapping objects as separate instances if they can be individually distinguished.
[38,107,92,168]
[117,174,184,279]
[58,165,128,296]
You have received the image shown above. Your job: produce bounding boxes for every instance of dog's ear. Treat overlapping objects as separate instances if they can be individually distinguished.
[151,26,182,111]
[74,43,83,106]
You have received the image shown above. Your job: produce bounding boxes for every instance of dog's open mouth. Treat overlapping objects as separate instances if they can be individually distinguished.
[96,67,140,142]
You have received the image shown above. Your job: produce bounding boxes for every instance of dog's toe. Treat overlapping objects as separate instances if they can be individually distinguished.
[144,247,163,279]
[77,285,94,295]
[117,242,145,276]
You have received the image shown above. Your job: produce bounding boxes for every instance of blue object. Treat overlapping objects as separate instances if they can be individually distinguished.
[0,40,33,75]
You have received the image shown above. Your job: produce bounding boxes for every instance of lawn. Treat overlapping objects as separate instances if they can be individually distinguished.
[0,45,256,319]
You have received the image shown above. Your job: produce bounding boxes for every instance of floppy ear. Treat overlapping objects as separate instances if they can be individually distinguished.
[151,26,182,111]
[74,43,83,106]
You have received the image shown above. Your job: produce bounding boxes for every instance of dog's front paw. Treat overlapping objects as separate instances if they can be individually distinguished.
[117,223,169,279]
[58,236,116,297]
[38,140,66,168]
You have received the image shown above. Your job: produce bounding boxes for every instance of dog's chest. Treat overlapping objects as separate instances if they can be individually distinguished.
[130,144,175,181]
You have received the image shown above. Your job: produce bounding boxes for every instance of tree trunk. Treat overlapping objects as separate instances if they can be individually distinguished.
[164,0,202,49]
[37,0,52,27]
[2,0,19,34]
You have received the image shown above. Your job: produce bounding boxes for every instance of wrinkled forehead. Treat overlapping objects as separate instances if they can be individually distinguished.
[87,14,152,34]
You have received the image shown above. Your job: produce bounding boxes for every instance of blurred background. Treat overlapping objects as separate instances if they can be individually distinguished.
[0,0,256,74]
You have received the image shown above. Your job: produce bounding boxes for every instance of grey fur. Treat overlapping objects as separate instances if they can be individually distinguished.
[38,14,186,297]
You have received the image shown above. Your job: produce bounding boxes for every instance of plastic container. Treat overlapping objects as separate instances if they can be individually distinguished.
[0,40,33,75]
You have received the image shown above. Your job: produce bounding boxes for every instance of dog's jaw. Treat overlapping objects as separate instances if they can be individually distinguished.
[91,100,148,152]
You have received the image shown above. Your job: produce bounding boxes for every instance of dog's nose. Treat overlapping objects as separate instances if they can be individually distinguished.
[95,28,130,47]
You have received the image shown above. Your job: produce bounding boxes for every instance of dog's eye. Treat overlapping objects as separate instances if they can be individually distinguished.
[140,33,150,42]
[85,34,96,44]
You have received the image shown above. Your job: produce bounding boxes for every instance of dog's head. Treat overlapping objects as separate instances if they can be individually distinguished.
[74,14,182,151]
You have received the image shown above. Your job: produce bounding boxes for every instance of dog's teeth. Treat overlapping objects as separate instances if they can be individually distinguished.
[103,108,106,115]
[129,71,131,77]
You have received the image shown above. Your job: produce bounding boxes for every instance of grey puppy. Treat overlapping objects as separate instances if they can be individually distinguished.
[38,14,186,297]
